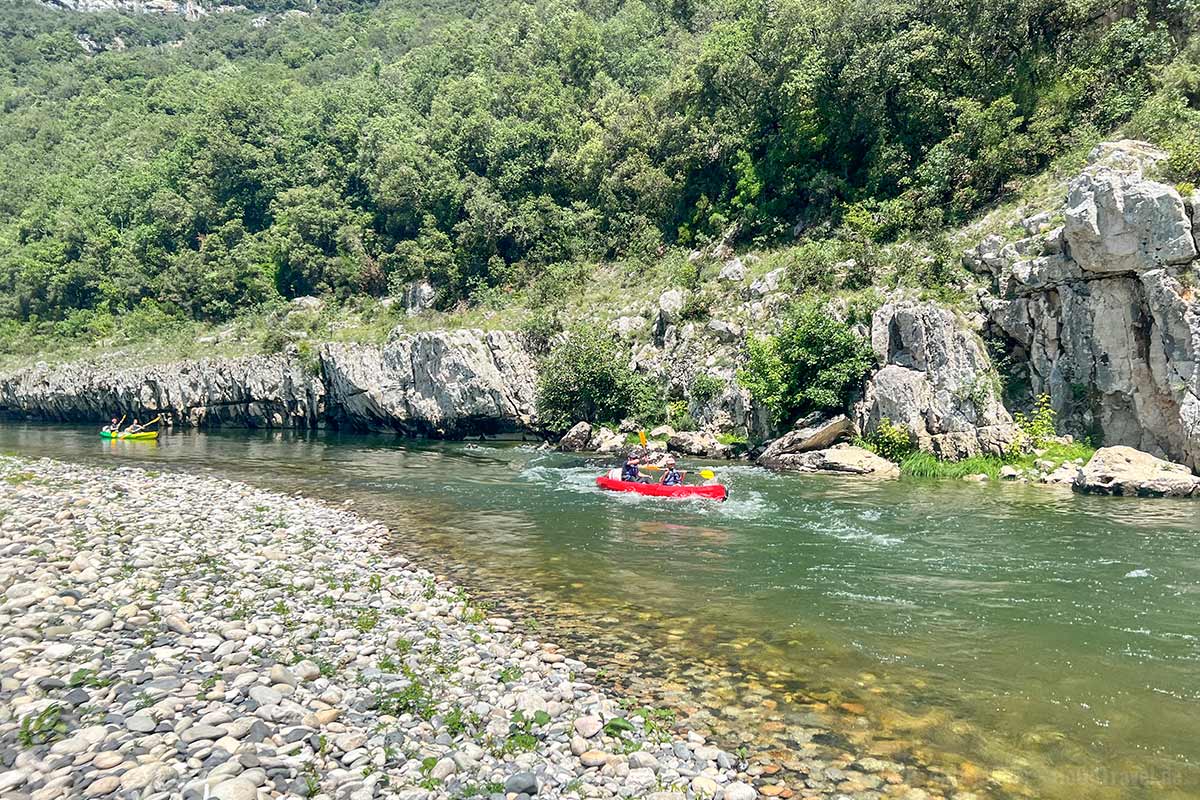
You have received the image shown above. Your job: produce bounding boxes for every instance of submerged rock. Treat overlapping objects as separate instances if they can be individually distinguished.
[1073,446,1200,497]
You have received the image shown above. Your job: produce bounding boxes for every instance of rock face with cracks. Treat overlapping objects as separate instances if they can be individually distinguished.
[0,329,540,438]
[321,329,539,436]
[856,301,1019,459]
[973,140,1200,470]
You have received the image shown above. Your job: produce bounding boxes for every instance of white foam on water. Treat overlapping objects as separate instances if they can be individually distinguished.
[828,590,919,608]
[1123,568,1153,578]
[517,461,777,518]
[815,513,903,546]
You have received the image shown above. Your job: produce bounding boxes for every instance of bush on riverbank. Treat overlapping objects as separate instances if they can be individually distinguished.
[535,329,660,432]
[738,300,874,426]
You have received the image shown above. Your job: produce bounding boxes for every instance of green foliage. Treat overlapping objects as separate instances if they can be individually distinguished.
[535,328,661,431]
[376,671,434,720]
[863,418,915,463]
[0,0,1190,332]
[689,372,723,405]
[898,438,1095,479]
[899,452,1008,480]
[518,310,562,356]
[1014,393,1058,448]
[19,705,67,748]
[502,709,551,754]
[738,301,874,426]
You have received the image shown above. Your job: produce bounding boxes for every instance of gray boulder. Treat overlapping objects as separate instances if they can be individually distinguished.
[757,413,851,467]
[667,431,733,459]
[1064,165,1196,274]
[749,268,785,297]
[856,300,1019,459]
[719,257,746,282]
[1073,446,1200,497]
[591,427,627,454]
[558,422,593,452]
[762,444,899,478]
[401,280,436,315]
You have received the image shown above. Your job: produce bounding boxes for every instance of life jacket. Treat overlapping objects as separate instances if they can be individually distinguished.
[663,468,682,485]
[621,464,640,482]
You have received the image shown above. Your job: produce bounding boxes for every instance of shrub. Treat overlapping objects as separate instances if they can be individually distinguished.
[535,328,661,432]
[865,418,916,462]
[738,335,787,424]
[738,300,875,425]
[689,372,723,405]
[666,400,697,431]
[1014,393,1057,447]
[519,310,562,355]
[680,290,712,321]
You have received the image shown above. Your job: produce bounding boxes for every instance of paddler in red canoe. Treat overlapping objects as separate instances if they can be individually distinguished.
[659,456,687,486]
[620,454,646,482]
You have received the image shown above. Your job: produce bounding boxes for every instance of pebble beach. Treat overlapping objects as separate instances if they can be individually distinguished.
[0,456,775,800]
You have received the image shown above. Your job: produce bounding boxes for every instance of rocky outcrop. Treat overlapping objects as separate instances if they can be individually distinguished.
[974,140,1200,470]
[43,0,222,18]
[0,328,540,436]
[0,355,323,428]
[1073,446,1200,497]
[855,301,1019,459]
[761,444,899,478]
[321,330,538,435]
[757,413,851,467]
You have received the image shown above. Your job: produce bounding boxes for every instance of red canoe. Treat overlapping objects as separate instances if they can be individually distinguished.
[596,475,728,501]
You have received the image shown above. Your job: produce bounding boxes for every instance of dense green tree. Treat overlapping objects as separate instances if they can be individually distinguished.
[0,0,1195,328]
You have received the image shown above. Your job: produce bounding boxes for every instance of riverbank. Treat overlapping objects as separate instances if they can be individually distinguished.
[0,456,768,800]
[1,454,945,800]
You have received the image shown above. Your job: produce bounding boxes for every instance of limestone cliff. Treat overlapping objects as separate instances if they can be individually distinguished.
[971,140,1200,469]
[321,330,538,436]
[0,355,323,428]
[0,329,539,436]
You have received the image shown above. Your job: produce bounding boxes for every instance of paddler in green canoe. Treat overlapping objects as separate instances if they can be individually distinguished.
[123,418,145,435]
[101,416,120,434]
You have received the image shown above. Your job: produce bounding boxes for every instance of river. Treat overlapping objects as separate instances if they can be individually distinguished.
[2,423,1197,799]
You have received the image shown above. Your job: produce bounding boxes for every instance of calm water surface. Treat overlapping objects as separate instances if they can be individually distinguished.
[2,424,1198,799]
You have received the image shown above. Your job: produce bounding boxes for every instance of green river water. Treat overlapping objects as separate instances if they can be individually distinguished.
[1,424,1197,799]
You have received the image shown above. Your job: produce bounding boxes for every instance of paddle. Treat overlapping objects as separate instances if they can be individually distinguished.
[638,430,648,447]
[120,415,161,437]
[641,465,717,480]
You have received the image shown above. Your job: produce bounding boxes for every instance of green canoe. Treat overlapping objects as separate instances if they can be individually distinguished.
[99,430,159,440]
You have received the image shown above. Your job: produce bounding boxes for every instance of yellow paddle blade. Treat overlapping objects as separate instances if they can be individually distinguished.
[699,469,715,480]
[638,430,648,447]
[641,464,663,470]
